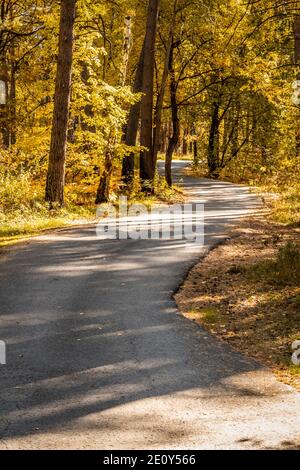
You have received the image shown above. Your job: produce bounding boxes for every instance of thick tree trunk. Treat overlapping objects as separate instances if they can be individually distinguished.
[165,41,179,187]
[140,0,159,186]
[122,41,145,185]
[45,0,76,207]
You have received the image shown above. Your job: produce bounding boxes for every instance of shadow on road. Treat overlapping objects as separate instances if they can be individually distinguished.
[1,166,298,449]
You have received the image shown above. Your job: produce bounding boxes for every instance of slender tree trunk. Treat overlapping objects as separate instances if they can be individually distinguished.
[122,40,145,185]
[96,136,115,204]
[80,62,96,134]
[120,15,132,86]
[45,0,76,207]
[221,111,230,161]
[153,0,178,168]
[9,61,16,145]
[0,61,9,148]
[7,7,16,146]
[165,41,179,187]
[182,127,188,155]
[140,0,159,186]
[191,124,199,166]
[161,122,167,152]
[231,99,240,160]
[294,15,300,155]
[294,15,300,76]
[207,102,220,177]
[193,140,198,164]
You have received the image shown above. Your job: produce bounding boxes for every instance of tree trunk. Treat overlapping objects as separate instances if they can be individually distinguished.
[161,122,167,153]
[8,6,16,146]
[294,15,300,155]
[80,62,96,134]
[231,99,240,160]
[153,0,178,169]
[122,40,145,185]
[45,0,76,207]
[191,124,199,166]
[120,15,132,86]
[0,62,9,148]
[193,140,198,165]
[207,102,220,177]
[8,60,16,146]
[140,0,159,187]
[96,139,115,204]
[183,127,189,155]
[165,41,179,187]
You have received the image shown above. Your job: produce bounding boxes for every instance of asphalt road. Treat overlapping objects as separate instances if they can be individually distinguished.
[0,162,299,450]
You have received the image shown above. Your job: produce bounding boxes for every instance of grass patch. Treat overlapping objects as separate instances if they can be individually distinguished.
[0,172,97,247]
[269,184,300,227]
[186,307,220,325]
[0,207,96,248]
[246,242,300,285]
[201,307,220,324]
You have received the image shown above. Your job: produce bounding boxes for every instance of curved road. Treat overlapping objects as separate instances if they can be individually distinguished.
[0,162,299,450]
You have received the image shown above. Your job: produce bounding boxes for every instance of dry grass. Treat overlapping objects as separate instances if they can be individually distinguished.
[175,218,300,390]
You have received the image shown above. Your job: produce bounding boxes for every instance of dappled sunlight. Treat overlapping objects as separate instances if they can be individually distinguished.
[0,162,299,450]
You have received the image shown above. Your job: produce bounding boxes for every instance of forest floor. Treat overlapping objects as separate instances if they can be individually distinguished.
[176,216,300,391]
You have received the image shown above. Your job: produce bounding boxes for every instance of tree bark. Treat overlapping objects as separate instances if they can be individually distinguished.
[8,59,16,146]
[121,40,145,185]
[80,62,96,134]
[153,0,178,169]
[140,0,159,187]
[120,15,132,86]
[0,61,9,148]
[182,127,188,155]
[191,124,199,166]
[294,15,300,155]
[231,99,240,161]
[207,101,220,177]
[45,0,76,207]
[96,137,115,204]
[165,41,180,187]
